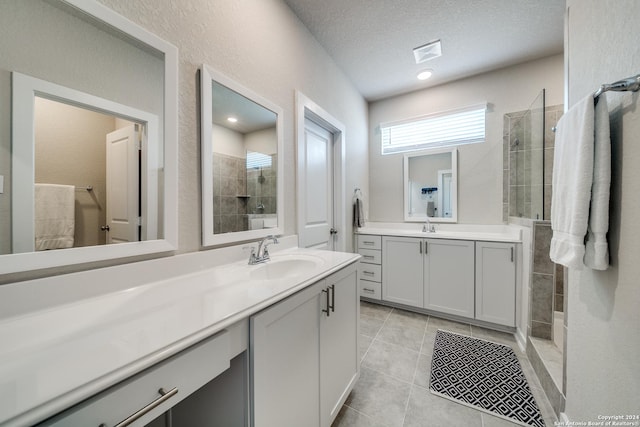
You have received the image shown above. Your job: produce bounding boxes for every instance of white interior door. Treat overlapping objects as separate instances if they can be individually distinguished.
[299,118,335,250]
[106,124,140,244]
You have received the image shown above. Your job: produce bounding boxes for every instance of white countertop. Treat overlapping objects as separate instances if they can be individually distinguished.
[356,223,522,243]
[0,245,359,426]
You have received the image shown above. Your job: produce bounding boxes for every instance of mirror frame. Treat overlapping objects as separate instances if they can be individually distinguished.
[200,64,284,246]
[403,148,458,223]
[1,0,178,275]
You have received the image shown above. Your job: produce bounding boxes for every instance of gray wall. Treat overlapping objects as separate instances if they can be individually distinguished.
[368,55,564,224]
[564,0,640,420]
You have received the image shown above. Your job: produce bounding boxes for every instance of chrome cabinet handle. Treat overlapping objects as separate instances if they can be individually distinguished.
[363,271,375,276]
[363,241,375,245]
[330,284,335,313]
[419,241,422,254]
[363,288,375,293]
[322,288,330,317]
[510,247,514,262]
[103,387,178,427]
[424,241,428,254]
[363,255,374,260]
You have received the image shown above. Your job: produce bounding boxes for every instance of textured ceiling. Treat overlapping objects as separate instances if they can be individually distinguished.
[284,0,565,101]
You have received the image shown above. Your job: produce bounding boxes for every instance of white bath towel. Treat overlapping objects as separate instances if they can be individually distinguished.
[550,95,595,269]
[34,183,75,250]
[584,94,611,270]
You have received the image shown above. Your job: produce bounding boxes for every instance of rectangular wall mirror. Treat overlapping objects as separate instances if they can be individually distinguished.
[404,148,458,223]
[0,0,178,275]
[200,65,284,246]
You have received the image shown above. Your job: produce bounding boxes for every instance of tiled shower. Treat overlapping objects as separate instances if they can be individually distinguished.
[503,90,566,414]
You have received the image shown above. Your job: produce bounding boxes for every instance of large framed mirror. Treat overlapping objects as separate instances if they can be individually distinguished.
[0,0,178,275]
[200,65,284,246]
[404,148,458,223]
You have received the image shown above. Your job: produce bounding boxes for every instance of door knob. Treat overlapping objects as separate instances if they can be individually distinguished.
[330,228,338,235]
[101,225,110,231]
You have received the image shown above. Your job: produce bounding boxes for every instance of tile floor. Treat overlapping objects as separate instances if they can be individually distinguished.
[332,301,558,427]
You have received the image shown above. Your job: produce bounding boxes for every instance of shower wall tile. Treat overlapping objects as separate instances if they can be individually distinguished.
[532,273,554,323]
[544,184,553,221]
[555,295,564,312]
[544,148,555,186]
[533,222,554,274]
[531,321,552,340]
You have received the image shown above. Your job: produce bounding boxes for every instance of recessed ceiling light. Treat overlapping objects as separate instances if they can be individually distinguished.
[413,39,442,64]
[227,117,238,123]
[417,70,433,80]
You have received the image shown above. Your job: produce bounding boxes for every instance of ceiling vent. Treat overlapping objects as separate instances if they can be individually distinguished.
[413,40,442,64]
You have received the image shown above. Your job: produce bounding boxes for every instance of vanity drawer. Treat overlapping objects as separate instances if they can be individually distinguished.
[41,330,231,427]
[358,263,382,283]
[358,248,381,264]
[358,234,382,250]
[359,280,381,300]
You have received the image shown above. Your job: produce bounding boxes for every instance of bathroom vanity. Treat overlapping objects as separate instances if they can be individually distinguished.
[0,240,360,427]
[357,225,521,329]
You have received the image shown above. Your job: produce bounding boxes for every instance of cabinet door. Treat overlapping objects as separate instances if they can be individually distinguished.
[382,236,424,308]
[424,239,475,319]
[475,241,516,326]
[250,281,325,427]
[320,265,359,427]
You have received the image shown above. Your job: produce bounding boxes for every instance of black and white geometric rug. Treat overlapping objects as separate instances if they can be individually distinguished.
[429,330,545,427]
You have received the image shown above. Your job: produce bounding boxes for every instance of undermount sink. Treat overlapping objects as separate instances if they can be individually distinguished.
[250,254,324,281]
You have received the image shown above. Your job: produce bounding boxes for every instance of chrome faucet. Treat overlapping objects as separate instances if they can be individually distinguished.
[422,216,435,233]
[248,235,279,264]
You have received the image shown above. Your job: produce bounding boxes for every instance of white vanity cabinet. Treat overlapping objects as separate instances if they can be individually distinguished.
[381,236,424,307]
[381,236,474,318]
[423,239,475,319]
[475,241,516,327]
[250,264,359,427]
[39,330,235,427]
[356,234,382,299]
[369,231,519,329]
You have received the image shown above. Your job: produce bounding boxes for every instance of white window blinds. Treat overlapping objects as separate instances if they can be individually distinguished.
[381,103,486,155]
[246,151,272,169]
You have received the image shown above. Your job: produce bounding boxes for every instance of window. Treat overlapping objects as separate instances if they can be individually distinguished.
[246,151,272,169]
[381,103,486,155]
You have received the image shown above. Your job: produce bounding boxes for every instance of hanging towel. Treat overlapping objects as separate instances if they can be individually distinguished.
[584,94,611,270]
[353,197,364,228]
[549,95,595,269]
[34,184,75,251]
[550,93,611,270]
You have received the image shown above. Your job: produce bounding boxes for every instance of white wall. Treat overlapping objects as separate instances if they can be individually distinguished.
[563,0,640,420]
[212,124,245,158]
[98,0,369,255]
[368,55,564,224]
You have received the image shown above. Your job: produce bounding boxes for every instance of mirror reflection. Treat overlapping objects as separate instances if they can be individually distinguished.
[201,65,283,247]
[1,0,168,258]
[404,149,458,222]
[34,97,141,249]
[211,81,278,234]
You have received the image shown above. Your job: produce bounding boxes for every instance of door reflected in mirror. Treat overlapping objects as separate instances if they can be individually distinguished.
[201,65,284,246]
[404,148,458,223]
[34,97,142,249]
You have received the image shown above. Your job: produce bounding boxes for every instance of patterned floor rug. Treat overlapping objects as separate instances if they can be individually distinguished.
[429,330,545,427]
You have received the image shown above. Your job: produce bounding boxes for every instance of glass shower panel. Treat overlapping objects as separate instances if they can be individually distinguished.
[508,89,545,219]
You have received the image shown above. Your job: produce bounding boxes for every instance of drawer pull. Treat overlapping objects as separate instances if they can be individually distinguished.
[363,271,375,276]
[363,255,374,259]
[363,241,375,245]
[363,288,375,293]
[108,387,178,427]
